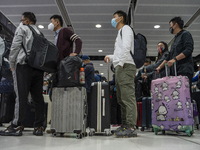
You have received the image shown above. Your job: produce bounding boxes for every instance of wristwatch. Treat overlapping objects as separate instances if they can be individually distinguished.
[173,57,178,61]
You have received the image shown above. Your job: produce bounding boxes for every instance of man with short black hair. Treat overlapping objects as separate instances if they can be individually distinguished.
[157,16,194,86]
[104,10,137,137]
[48,15,82,61]
[0,12,45,136]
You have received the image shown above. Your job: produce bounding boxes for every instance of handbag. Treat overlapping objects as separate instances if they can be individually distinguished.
[22,25,59,73]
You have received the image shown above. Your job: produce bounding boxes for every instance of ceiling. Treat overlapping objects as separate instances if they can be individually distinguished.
[0,0,200,79]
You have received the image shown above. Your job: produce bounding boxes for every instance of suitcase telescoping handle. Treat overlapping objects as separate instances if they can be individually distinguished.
[107,59,109,82]
[164,61,177,77]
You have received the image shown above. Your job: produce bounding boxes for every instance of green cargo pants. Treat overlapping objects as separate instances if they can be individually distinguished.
[115,63,137,128]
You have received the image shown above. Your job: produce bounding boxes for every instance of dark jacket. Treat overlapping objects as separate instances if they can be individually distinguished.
[94,74,101,82]
[84,62,95,93]
[145,51,169,79]
[56,28,82,61]
[166,30,194,76]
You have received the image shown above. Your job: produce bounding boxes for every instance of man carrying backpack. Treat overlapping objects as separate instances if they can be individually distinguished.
[104,10,137,137]
[0,12,45,136]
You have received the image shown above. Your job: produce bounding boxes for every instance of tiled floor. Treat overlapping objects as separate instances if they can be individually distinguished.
[0,126,200,150]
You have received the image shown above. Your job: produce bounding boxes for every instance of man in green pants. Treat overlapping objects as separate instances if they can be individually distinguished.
[104,10,137,137]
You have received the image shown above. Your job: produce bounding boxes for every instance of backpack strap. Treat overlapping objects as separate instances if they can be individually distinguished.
[119,25,135,57]
[27,25,44,37]
[22,25,44,57]
[120,25,135,38]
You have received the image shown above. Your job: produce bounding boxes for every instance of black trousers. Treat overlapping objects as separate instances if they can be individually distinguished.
[12,64,44,127]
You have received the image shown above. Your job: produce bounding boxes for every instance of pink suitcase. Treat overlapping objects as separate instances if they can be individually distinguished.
[151,65,194,136]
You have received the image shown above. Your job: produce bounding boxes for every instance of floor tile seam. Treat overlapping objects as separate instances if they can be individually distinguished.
[176,137,200,146]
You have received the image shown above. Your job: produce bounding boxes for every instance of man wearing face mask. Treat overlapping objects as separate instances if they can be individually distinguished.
[104,10,137,137]
[48,15,82,61]
[156,17,194,86]
[0,12,45,136]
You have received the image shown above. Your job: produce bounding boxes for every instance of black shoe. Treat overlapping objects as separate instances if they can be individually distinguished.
[33,126,44,136]
[0,125,23,136]
[115,128,137,138]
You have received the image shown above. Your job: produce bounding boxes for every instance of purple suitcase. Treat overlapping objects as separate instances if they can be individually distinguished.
[151,74,194,136]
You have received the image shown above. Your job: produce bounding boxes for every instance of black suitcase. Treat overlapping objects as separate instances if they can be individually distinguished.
[141,97,152,131]
[23,102,48,129]
[0,92,15,123]
[89,82,111,136]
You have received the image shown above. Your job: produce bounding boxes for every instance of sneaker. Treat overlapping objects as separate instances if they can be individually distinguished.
[33,126,44,136]
[114,125,127,133]
[0,125,23,136]
[115,128,137,138]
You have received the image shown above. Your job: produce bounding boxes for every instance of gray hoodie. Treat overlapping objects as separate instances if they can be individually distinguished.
[9,22,40,69]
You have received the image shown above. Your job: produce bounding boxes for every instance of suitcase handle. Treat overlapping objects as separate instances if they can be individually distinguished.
[164,62,177,77]
[102,98,105,116]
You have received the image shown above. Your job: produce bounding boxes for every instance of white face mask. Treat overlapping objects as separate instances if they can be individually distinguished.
[48,23,54,31]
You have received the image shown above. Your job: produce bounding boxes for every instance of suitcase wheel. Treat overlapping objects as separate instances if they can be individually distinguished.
[153,128,159,135]
[82,132,87,137]
[76,133,82,139]
[60,133,64,137]
[196,124,199,130]
[51,129,56,134]
[89,131,94,136]
[162,130,165,135]
[185,130,193,137]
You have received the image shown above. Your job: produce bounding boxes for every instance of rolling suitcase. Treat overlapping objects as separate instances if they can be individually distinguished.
[151,64,194,136]
[51,87,87,139]
[89,82,111,136]
[141,97,152,130]
[0,92,15,123]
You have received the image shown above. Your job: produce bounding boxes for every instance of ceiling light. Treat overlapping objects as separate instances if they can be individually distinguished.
[100,64,103,66]
[38,25,44,29]
[96,24,102,28]
[98,50,103,52]
[100,73,104,75]
[154,25,160,29]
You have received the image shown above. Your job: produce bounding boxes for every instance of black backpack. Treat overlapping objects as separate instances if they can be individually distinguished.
[22,25,59,73]
[57,56,82,87]
[0,40,13,80]
[120,26,147,69]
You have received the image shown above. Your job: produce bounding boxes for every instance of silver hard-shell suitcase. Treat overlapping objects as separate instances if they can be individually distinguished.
[51,87,87,138]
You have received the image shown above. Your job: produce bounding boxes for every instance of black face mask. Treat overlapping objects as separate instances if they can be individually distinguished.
[169,27,174,34]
